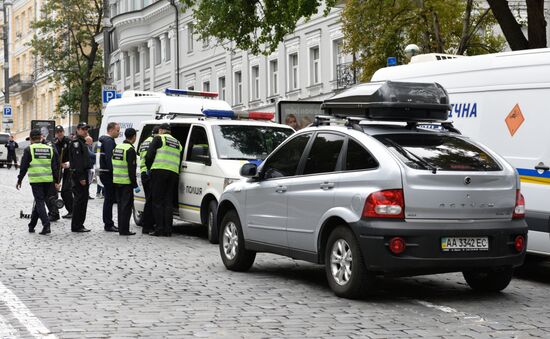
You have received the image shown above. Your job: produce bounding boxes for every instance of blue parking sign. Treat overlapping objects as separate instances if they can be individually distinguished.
[102,89,117,105]
[3,105,12,118]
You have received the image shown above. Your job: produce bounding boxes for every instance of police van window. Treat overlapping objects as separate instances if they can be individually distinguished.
[262,133,311,179]
[187,126,210,162]
[137,125,153,149]
[303,133,345,175]
[170,124,191,148]
[345,139,378,171]
[212,125,293,160]
[0,134,9,144]
[375,133,501,171]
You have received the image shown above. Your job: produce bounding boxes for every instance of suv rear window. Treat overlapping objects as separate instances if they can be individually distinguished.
[374,133,501,172]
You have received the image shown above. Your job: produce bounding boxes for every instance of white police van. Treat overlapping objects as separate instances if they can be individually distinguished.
[134,108,294,243]
[372,48,550,258]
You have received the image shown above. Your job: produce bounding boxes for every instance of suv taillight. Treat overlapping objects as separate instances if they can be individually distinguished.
[363,189,405,219]
[513,189,525,219]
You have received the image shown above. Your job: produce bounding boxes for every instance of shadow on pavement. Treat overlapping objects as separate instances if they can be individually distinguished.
[514,255,550,283]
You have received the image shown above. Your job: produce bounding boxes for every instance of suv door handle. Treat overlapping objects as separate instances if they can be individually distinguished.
[275,185,287,193]
[320,182,335,190]
[535,163,550,171]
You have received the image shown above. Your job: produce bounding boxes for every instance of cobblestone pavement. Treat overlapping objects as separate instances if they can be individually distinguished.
[1,168,550,339]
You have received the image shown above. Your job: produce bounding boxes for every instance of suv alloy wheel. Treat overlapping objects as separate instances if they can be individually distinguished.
[219,210,256,271]
[325,226,374,298]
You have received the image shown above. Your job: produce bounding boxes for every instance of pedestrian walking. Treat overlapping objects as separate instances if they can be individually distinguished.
[138,126,159,234]
[5,135,19,169]
[69,122,92,233]
[99,122,120,232]
[113,128,139,236]
[145,123,182,237]
[16,129,60,235]
[53,125,74,219]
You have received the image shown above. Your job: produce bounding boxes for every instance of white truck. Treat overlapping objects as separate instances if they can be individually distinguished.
[371,48,550,257]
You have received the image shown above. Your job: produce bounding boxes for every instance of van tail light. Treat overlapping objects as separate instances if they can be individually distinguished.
[362,189,405,219]
[512,189,525,219]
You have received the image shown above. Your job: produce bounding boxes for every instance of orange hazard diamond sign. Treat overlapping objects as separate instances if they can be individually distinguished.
[505,103,525,137]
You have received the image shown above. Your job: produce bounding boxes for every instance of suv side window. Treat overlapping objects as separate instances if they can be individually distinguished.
[186,126,210,163]
[303,133,345,175]
[345,139,379,171]
[262,133,311,179]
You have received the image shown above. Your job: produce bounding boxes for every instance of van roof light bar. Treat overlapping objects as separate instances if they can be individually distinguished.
[236,111,275,121]
[322,81,451,122]
[165,88,219,98]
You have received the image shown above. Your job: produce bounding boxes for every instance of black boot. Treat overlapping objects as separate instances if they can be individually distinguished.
[39,226,51,235]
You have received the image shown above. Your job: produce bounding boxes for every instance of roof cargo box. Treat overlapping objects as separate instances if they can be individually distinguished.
[321,81,451,122]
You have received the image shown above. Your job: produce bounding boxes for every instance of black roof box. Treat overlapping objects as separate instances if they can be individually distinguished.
[321,81,451,122]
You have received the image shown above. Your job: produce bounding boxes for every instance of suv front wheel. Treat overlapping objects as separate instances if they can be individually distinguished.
[325,226,374,299]
[462,267,514,292]
[219,210,256,271]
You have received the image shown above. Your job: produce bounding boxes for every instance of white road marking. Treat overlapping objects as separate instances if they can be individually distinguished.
[415,299,486,322]
[0,313,19,338]
[0,281,58,338]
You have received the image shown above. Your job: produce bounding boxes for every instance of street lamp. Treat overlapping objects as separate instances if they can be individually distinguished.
[2,0,12,133]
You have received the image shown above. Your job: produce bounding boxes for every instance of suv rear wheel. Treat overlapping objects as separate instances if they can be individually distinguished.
[462,267,514,292]
[325,226,374,299]
[206,200,219,244]
[219,210,256,271]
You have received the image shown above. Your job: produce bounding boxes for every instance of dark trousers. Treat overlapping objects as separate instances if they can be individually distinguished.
[116,185,134,234]
[141,172,154,232]
[60,169,73,213]
[71,176,89,230]
[151,170,178,235]
[29,183,51,229]
[46,183,60,218]
[7,153,17,168]
[100,173,116,229]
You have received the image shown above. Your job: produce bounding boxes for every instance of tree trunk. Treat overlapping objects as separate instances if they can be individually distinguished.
[527,0,547,48]
[457,0,473,54]
[432,11,444,53]
[80,80,90,123]
[487,0,529,50]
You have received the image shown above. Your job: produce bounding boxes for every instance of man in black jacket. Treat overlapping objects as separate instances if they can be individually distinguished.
[113,128,138,236]
[5,135,18,169]
[69,122,92,233]
[99,122,120,232]
[53,125,73,219]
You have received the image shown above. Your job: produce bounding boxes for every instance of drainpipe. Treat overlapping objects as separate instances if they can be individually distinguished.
[169,0,180,89]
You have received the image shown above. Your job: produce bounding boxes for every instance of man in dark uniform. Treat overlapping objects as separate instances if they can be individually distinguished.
[69,122,92,233]
[112,128,138,236]
[145,123,182,237]
[99,122,120,232]
[138,126,159,234]
[41,136,61,222]
[16,129,60,235]
[53,125,74,219]
[5,135,19,169]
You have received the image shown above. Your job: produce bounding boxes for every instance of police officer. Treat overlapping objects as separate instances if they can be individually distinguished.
[138,126,159,234]
[145,123,182,237]
[41,136,61,222]
[5,135,19,169]
[16,129,60,235]
[99,122,120,232]
[112,128,138,236]
[53,125,74,219]
[69,122,92,233]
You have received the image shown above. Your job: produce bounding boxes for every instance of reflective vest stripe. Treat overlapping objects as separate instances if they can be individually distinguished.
[28,144,53,184]
[151,134,182,174]
[139,136,153,174]
[112,143,133,185]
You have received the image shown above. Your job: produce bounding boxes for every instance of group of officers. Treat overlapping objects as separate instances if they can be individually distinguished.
[16,121,183,237]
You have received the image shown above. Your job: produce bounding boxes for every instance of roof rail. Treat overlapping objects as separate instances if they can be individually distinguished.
[155,112,204,120]
[410,53,466,64]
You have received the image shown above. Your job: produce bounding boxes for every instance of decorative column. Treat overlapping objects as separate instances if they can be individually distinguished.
[120,51,126,89]
[129,49,136,90]
[168,30,177,88]
[138,44,147,90]
[147,39,156,90]
[159,33,167,62]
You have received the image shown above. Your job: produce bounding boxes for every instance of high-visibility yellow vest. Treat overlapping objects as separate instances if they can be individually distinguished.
[28,143,54,184]
[139,136,153,174]
[151,134,182,174]
[112,143,134,185]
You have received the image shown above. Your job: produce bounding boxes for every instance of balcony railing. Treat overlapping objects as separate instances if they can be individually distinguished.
[8,74,34,92]
[336,62,360,90]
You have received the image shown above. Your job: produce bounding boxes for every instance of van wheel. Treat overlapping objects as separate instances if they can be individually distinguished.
[463,267,514,292]
[132,207,144,227]
[325,226,374,299]
[206,200,219,244]
[219,210,255,271]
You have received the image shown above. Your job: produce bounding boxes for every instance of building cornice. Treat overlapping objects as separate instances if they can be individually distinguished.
[111,1,173,29]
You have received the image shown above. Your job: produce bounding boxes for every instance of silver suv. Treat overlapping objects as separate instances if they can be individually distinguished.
[216,81,528,298]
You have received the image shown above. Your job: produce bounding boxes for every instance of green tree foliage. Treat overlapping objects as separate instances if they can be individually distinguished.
[30,0,104,123]
[342,0,505,81]
[179,0,338,55]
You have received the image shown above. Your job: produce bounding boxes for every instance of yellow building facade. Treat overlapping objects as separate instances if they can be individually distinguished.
[0,0,66,141]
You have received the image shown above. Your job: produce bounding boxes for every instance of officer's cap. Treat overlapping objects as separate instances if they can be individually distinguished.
[55,125,64,132]
[159,123,171,131]
[76,122,90,130]
[30,129,42,138]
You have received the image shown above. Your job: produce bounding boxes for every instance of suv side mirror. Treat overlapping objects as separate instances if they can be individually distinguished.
[240,163,257,178]
[190,144,211,166]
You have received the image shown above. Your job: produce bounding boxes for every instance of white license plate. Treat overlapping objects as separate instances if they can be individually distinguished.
[441,237,489,252]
